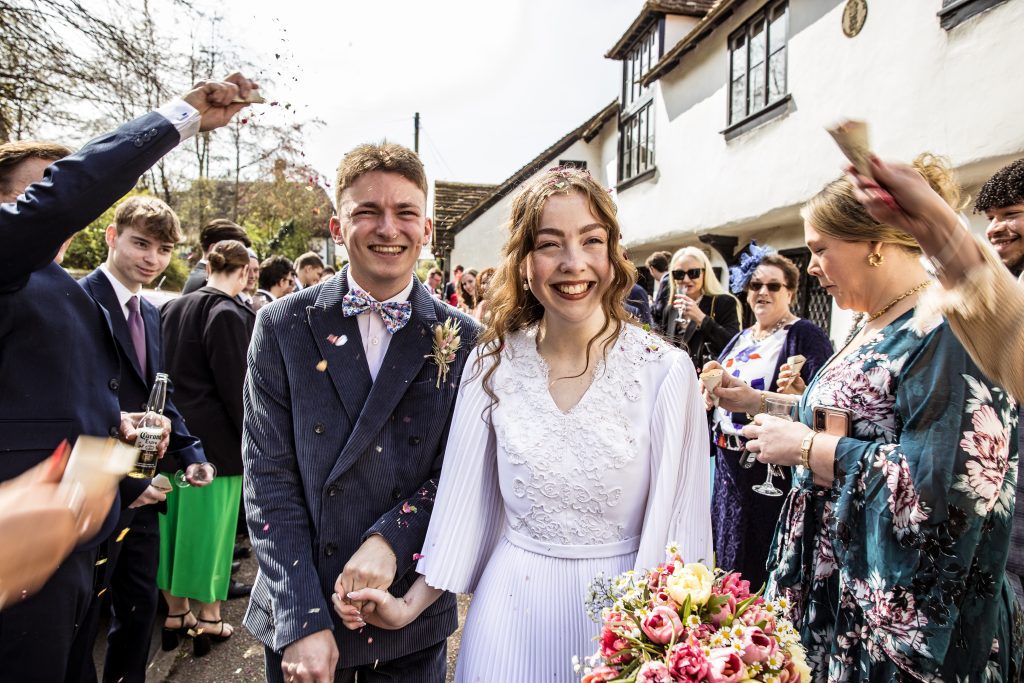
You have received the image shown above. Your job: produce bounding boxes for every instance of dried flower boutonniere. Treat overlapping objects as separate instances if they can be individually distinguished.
[426,318,461,388]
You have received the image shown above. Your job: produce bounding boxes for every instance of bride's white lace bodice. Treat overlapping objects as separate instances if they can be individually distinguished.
[490,325,671,546]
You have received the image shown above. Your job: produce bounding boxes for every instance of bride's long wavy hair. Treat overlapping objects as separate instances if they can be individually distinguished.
[475,167,637,407]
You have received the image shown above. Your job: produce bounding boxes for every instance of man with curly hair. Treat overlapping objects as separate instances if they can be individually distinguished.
[977,158,1024,278]
[975,158,1024,608]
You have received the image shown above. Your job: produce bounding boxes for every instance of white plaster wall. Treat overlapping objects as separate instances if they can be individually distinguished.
[615,0,1024,251]
[449,135,615,270]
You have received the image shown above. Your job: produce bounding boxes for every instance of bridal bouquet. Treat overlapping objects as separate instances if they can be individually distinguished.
[577,545,809,683]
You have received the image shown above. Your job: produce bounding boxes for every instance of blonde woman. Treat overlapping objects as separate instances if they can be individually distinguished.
[652,246,741,369]
[335,167,712,681]
[706,155,1019,680]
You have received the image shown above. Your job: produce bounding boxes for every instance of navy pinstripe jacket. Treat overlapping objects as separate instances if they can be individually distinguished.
[242,270,479,666]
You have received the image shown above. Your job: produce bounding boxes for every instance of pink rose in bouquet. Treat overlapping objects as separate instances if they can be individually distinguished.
[598,611,633,664]
[706,648,748,683]
[707,591,737,627]
[738,603,777,635]
[718,572,752,600]
[667,639,710,681]
[636,660,674,683]
[641,605,685,645]
[739,626,778,664]
[580,665,618,683]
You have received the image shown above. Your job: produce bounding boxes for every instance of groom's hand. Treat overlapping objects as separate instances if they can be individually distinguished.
[281,629,338,683]
[335,534,397,616]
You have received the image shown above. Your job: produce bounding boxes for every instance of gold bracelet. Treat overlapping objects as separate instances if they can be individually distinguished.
[799,431,817,470]
[746,391,768,419]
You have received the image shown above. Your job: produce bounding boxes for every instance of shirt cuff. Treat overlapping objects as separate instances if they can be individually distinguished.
[155,100,201,142]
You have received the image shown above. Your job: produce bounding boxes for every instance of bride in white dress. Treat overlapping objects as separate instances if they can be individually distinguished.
[336,167,712,681]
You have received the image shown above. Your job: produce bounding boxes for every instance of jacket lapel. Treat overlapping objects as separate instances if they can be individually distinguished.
[327,276,439,481]
[85,270,146,383]
[307,271,372,427]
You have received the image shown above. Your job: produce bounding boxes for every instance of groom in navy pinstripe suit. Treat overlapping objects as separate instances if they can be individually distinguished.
[243,142,479,683]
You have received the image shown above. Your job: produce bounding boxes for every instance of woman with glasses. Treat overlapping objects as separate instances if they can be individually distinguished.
[705,156,1020,680]
[652,246,741,369]
[709,246,832,591]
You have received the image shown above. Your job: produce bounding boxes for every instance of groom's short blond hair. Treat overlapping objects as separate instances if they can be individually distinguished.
[334,142,427,207]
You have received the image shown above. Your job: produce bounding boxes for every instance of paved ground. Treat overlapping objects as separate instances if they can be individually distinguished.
[93,541,469,682]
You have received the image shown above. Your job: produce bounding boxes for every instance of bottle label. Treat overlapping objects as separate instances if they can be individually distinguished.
[136,427,163,452]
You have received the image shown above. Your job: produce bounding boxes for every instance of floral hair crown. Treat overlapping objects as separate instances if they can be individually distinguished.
[542,165,592,192]
[728,241,776,293]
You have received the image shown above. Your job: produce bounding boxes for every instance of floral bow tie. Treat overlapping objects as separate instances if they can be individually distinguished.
[342,289,412,334]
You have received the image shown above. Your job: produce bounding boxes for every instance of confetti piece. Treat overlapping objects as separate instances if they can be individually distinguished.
[95,558,108,566]
[263,523,271,532]
[412,553,424,561]
[97,588,107,598]
[401,503,418,514]
[375,446,382,453]
[367,637,374,644]
[309,608,321,613]
[327,334,348,347]
[316,360,328,372]
[234,669,242,675]
[116,528,130,542]
[293,560,299,566]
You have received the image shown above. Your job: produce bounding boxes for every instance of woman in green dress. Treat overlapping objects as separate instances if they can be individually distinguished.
[705,155,1021,681]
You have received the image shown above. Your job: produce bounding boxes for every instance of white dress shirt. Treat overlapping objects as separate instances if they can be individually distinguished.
[155,100,202,142]
[99,264,141,321]
[347,272,415,382]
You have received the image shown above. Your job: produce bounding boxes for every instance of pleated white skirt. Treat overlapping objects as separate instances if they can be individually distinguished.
[454,531,638,683]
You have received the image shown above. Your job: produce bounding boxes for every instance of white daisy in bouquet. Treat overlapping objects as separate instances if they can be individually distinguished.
[578,544,810,683]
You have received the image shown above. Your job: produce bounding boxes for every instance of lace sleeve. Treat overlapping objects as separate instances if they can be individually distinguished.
[417,348,503,593]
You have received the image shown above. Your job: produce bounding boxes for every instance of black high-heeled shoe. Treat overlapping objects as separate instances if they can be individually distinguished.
[161,611,196,651]
[193,618,233,658]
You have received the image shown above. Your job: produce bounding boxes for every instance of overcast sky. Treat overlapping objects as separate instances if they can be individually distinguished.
[181,0,639,189]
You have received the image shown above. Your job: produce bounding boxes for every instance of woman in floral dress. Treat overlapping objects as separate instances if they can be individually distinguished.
[705,155,1021,681]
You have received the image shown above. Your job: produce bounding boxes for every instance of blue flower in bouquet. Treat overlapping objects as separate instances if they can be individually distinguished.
[729,241,776,294]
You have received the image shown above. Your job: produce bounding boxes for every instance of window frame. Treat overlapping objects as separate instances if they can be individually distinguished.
[727,0,790,128]
[617,19,663,187]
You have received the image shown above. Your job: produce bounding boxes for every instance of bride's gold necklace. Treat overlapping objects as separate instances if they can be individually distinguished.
[865,281,932,323]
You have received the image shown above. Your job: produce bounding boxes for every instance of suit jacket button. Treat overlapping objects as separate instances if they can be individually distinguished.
[324,543,336,557]
[108,378,119,391]
[391,487,402,500]
[313,422,325,434]
[327,484,339,497]
[109,426,120,437]
[408,436,421,446]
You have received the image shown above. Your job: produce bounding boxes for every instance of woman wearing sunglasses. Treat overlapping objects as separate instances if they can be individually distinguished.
[709,246,832,591]
[652,246,741,369]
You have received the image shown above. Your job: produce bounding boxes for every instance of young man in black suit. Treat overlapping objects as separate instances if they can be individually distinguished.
[0,72,256,683]
[77,196,213,683]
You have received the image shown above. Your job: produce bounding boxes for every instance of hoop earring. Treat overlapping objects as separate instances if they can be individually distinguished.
[867,252,884,267]
[523,279,529,291]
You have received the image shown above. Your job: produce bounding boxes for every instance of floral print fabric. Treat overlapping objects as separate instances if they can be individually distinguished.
[767,311,1022,682]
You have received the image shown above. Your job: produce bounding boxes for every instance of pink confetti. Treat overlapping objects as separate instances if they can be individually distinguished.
[367,637,374,644]
[263,523,270,532]
[412,553,424,561]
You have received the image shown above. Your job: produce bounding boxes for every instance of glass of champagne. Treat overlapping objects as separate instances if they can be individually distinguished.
[751,396,797,497]
[174,462,216,488]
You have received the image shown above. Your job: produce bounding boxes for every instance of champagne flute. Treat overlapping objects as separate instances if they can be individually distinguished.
[174,463,216,488]
[751,396,797,497]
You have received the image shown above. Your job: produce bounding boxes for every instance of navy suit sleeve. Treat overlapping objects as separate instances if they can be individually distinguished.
[165,396,207,470]
[0,112,181,292]
[243,311,335,649]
